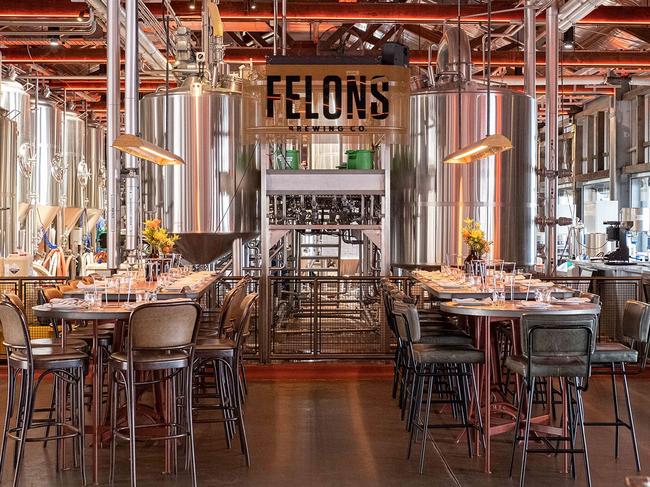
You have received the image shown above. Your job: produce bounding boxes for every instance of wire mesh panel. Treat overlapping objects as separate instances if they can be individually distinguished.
[270,277,316,356]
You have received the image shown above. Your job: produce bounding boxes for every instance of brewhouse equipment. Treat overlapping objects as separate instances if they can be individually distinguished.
[0,109,18,256]
[140,76,260,264]
[85,123,106,210]
[31,99,62,208]
[391,27,537,266]
[0,79,31,208]
[63,111,86,210]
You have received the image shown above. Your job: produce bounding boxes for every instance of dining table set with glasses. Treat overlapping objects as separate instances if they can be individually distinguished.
[385,260,650,487]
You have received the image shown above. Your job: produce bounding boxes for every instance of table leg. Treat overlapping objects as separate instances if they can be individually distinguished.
[484,316,492,474]
[59,320,67,470]
[93,319,100,485]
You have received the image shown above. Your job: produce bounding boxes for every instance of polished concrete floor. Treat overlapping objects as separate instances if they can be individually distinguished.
[2,367,648,486]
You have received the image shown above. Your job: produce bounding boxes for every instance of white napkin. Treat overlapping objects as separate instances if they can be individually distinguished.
[518,301,550,309]
[48,298,87,309]
[453,297,493,304]
[553,297,591,304]
[77,282,106,290]
[438,281,464,289]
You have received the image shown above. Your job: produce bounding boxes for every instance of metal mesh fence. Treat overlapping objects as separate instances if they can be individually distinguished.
[269,277,399,358]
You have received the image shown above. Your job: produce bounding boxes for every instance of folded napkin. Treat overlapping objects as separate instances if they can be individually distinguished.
[48,298,87,309]
[437,281,464,289]
[77,282,106,290]
[517,301,550,309]
[552,297,591,304]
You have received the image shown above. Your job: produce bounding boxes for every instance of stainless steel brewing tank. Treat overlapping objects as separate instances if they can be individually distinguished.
[0,109,18,256]
[31,99,62,207]
[85,124,106,209]
[392,83,537,266]
[63,112,86,209]
[140,78,260,264]
[0,80,31,204]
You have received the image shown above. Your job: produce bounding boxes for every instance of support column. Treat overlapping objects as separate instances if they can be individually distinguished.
[545,0,559,275]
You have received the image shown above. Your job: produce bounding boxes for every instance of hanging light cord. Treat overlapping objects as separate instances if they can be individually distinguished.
[487,0,492,137]
[457,0,462,148]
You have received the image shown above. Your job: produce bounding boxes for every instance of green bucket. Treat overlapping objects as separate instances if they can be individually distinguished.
[345,149,373,169]
[278,149,300,170]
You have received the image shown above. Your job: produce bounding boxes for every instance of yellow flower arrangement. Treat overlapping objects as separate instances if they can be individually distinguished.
[461,218,490,256]
[143,218,179,256]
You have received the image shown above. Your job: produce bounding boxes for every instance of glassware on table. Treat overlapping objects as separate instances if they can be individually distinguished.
[144,290,157,302]
[135,290,145,303]
[492,291,506,306]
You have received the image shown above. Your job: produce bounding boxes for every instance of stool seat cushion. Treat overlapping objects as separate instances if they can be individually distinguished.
[195,338,237,359]
[109,350,190,371]
[505,355,589,378]
[10,347,88,370]
[591,342,638,364]
[412,343,484,364]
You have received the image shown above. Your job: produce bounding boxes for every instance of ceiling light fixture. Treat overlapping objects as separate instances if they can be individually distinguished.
[77,9,86,21]
[443,0,512,164]
[189,0,196,10]
[112,134,185,166]
[250,0,257,10]
[49,37,60,47]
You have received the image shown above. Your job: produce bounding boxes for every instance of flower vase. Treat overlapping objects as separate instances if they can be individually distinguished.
[464,249,481,273]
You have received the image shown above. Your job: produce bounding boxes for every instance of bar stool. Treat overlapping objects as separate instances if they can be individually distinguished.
[193,292,258,466]
[587,300,650,471]
[506,313,598,487]
[108,300,202,487]
[392,303,484,473]
[0,301,88,486]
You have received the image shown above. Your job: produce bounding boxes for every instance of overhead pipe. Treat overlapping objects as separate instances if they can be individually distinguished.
[524,0,536,99]
[544,0,559,275]
[124,0,141,252]
[272,0,278,55]
[85,0,168,71]
[499,75,608,85]
[0,9,95,30]
[281,0,287,55]
[106,0,121,269]
[558,0,608,32]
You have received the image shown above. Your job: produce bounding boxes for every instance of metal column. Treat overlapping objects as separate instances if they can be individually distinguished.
[545,0,559,275]
[106,0,121,269]
[524,0,536,99]
[124,0,140,252]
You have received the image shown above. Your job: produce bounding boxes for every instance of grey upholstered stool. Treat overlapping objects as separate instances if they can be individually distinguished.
[0,301,88,487]
[505,313,598,487]
[587,300,650,471]
[108,300,202,487]
[393,303,484,474]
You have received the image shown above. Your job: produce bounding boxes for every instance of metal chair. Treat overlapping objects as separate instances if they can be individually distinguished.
[587,300,650,471]
[192,292,258,466]
[393,302,484,474]
[506,313,598,487]
[0,300,88,486]
[108,300,202,487]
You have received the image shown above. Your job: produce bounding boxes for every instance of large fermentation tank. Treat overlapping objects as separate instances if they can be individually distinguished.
[0,80,31,205]
[140,77,260,264]
[31,99,62,207]
[391,28,536,266]
[0,109,18,256]
[85,123,106,210]
[63,111,86,209]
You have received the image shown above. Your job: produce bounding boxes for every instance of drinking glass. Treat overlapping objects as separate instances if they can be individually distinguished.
[135,290,145,303]
[144,290,158,302]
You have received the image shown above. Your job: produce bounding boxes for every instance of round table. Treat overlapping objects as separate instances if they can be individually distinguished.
[439,299,601,473]
[32,303,133,484]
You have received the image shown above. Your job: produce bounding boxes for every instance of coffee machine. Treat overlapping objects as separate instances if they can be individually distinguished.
[603,221,634,264]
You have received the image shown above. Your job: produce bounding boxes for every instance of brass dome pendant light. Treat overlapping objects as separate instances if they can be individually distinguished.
[443,0,513,164]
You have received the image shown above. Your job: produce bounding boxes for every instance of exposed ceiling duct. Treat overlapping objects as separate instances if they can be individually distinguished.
[558,0,608,33]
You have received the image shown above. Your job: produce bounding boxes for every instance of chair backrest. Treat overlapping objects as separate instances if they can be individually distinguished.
[128,300,201,351]
[220,280,248,335]
[41,287,64,303]
[621,300,650,343]
[2,292,25,314]
[0,300,30,351]
[392,302,421,343]
[520,313,597,380]
[235,293,258,346]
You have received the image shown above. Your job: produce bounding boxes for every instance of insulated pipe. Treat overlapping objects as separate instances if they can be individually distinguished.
[524,0,536,98]
[272,0,278,56]
[202,0,211,64]
[106,0,121,269]
[281,0,287,55]
[545,0,559,275]
[124,0,140,252]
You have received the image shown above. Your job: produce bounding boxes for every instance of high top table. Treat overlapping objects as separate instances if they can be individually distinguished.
[439,300,601,474]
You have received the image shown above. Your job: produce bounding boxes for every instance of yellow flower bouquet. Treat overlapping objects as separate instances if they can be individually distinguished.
[461,218,490,258]
[143,218,179,257]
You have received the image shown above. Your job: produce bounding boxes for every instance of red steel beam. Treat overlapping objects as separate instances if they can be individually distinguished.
[4,47,650,69]
[5,2,650,26]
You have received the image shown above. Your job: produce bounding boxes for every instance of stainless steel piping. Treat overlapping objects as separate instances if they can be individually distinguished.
[545,0,559,275]
[124,0,140,252]
[106,0,121,269]
[85,0,168,71]
[202,0,211,64]
[273,0,278,56]
[281,0,287,55]
[524,0,536,98]
[0,10,95,29]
